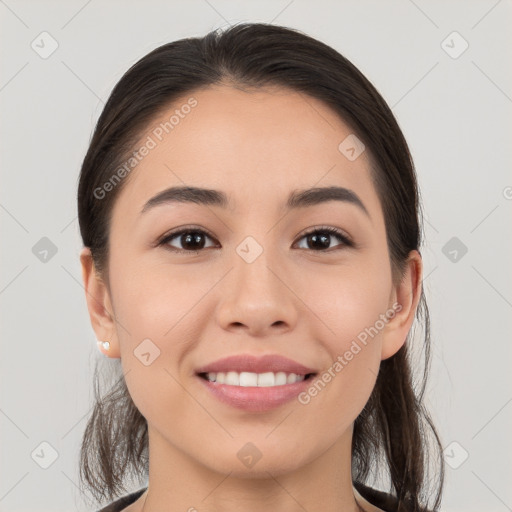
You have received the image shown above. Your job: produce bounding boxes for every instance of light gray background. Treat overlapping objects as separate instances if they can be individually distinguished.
[1,1,511,511]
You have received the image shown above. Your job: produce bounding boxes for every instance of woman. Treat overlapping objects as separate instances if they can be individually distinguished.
[77,22,445,512]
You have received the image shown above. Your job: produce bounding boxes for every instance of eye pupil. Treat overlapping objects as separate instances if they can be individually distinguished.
[308,232,331,250]
[182,232,205,250]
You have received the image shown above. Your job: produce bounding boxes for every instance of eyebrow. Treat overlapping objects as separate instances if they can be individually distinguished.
[140,185,369,217]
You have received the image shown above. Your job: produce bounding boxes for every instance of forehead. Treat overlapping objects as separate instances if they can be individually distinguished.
[112,84,379,218]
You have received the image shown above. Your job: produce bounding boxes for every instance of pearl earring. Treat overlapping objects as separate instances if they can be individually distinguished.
[97,340,110,351]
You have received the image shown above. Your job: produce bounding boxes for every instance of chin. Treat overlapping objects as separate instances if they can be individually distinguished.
[202,444,311,478]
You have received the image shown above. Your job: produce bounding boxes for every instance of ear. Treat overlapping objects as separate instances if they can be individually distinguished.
[381,249,422,361]
[80,247,120,358]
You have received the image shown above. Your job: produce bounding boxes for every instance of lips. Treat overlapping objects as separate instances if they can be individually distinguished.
[198,376,314,412]
[195,354,318,376]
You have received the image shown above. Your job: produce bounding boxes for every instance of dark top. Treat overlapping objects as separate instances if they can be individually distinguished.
[96,482,408,512]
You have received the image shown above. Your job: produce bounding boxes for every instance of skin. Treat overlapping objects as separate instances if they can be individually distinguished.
[80,84,422,512]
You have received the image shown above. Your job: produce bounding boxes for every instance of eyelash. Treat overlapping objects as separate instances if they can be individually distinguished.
[157,225,354,254]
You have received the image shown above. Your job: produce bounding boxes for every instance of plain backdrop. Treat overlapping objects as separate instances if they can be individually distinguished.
[1,1,511,511]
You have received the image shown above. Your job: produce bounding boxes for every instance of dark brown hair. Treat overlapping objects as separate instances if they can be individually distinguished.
[77,22,445,512]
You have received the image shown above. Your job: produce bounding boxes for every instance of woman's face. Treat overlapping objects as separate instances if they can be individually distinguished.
[82,84,420,478]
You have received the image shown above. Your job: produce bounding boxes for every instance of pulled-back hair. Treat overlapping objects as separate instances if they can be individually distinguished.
[77,22,445,512]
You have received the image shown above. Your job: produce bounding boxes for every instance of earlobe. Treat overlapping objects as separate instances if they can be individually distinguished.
[80,247,120,358]
[381,250,422,361]
[96,340,112,356]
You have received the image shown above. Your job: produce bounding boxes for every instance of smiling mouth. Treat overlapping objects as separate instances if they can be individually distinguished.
[197,371,317,387]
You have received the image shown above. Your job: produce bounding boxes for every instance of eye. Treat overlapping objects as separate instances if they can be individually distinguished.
[158,225,353,254]
[294,226,353,251]
[158,226,218,254]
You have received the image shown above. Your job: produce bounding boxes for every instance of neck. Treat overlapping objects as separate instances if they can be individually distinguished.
[139,425,367,512]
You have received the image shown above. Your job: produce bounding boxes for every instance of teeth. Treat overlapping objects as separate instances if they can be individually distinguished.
[205,371,306,386]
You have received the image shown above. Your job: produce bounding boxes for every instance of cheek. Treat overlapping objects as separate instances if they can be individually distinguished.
[297,279,386,440]
[109,257,212,400]
[109,255,200,339]
[297,258,391,410]
[112,266,197,421]
[301,257,392,348]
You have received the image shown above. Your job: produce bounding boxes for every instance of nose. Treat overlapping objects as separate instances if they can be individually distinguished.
[215,244,298,337]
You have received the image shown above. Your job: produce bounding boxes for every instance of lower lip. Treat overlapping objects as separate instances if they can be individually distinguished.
[197,375,314,412]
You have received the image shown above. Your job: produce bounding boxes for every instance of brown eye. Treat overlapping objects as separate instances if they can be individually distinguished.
[158,225,353,255]
[159,228,217,253]
[295,227,353,251]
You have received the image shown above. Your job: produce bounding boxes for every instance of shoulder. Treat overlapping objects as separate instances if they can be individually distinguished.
[96,484,430,512]
[95,487,147,512]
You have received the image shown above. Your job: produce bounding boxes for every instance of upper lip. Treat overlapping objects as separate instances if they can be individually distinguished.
[195,354,318,376]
